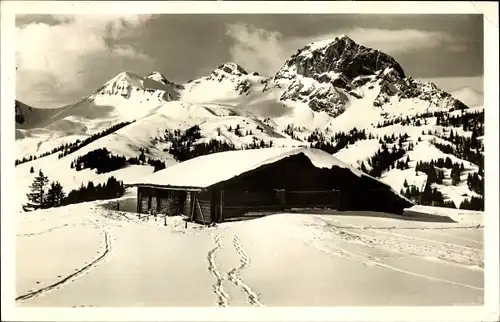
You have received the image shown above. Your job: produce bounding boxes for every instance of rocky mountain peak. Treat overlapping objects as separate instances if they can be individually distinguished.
[213,62,248,76]
[275,35,406,82]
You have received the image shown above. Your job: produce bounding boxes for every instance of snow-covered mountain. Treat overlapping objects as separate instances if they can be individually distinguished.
[450,87,483,108]
[271,35,464,127]
[15,100,66,131]
[14,35,484,212]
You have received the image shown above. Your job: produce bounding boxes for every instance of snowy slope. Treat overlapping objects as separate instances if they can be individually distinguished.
[14,34,484,211]
[378,137,480,207]
[15,100,66,130]
[15,200,483,306]
[333,139,381,167]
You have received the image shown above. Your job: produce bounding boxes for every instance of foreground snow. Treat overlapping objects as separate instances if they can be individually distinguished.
[404,205,484,226]
[16,199,483,307]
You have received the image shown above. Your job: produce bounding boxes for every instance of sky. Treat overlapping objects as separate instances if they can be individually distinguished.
[16,14,484,108]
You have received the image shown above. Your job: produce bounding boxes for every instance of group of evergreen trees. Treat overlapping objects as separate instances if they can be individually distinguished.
[227,124,253,137]
[395,156,411,170]
[167,125,203,161]
[458,196,484,211]
[284,124,306,140]
[308,127,370,154]
[58,121,134,158]
[366,144,407,177]
[376,112,436,128]
[16,147,65,166]
[166,125,275,162]
[414,161,446,185]
[25,170,65,209]
[467,172,484,196]
[64,176,125,206]
[399,157,484,210]
[375,109,483,131]
[400,184,456,209]
[71,148,127,174]
[432,130,483,173]
[414,159,464,186]
[15,121,133,166]
[436,110,484,135]
[25,170,125,210]
[71,147,167,174]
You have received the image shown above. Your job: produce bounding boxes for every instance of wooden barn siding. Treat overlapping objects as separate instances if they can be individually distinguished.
[191,190,213,224]
[214,152,411,219]
[136,186,185,215]
[284,190,340,208]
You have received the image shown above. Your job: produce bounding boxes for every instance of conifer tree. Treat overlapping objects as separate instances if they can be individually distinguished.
[26,170,49,208]
[45,181,65,208]
[360,161,368,174]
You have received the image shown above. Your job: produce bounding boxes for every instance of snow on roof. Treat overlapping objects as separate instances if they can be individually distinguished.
[132,147,350,189]
[131,148,405,199]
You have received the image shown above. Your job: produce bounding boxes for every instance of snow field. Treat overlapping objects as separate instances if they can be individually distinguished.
[15,200,484,307]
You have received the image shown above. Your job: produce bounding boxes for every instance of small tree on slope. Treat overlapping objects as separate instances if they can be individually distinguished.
[45,181,65,208]
[26,170,49,209]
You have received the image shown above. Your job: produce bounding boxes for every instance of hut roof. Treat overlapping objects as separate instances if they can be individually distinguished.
[131,147,409,202]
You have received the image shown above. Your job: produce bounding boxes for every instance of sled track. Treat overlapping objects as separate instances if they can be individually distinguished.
[207,234,230,307]
[15,219,111,302]
[227,235,264,307]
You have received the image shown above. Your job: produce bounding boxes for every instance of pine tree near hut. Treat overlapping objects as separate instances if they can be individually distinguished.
[26,170,49,209]
[30,166,34,174]
[45,181,66,208]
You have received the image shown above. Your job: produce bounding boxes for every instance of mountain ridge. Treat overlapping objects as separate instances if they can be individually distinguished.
[14,34,484,212]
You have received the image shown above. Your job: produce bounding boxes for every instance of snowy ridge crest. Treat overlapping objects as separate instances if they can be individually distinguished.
[89,71,172,103]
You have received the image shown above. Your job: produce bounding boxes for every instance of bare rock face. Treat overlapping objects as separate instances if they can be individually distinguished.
[205,62,252,95]
[277,35,405,82]
[272,35,467,117]
[214,62,248,76]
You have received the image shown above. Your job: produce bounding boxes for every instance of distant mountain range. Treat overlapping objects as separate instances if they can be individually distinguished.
[14,34,484,212]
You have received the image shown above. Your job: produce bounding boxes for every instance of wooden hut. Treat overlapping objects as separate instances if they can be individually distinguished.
[132,147,413,224]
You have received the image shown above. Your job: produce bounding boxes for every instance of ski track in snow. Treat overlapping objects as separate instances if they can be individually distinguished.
[16,218,111,302]
[17,222,91,237]
[322,219,483,269]
[207,234,230,307]
[227,234,264,307]
[303,216,483,291]
[430,230,484,245]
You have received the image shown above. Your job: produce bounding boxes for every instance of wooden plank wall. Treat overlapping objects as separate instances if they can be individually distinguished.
[189,190,213,224]
[221,189,341,220]
[136,187,184,215]
[284,190,340,208]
